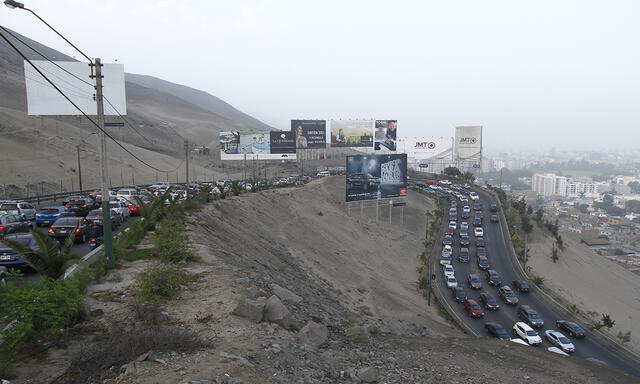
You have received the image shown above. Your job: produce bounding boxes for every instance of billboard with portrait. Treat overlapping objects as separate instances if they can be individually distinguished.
[290,120,327,148]
[374,120,397,151]
[346,154,407,202]
[330,119,374,148]
[454,126,482,161]
[220,131,296,160]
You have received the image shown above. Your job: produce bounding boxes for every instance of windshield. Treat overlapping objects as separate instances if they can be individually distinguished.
[471,305,481,310]
[0,203,18,210]
[37,208,59,214]
[558,336,571,344]
[526,330,538,336]
[54,218,79,226]
[0,237,31,247]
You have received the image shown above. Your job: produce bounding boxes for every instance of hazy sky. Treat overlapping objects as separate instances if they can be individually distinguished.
[2,0,639,152]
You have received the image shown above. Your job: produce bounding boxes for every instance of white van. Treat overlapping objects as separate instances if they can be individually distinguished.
[317,171,330,177]
[117,188,138,200]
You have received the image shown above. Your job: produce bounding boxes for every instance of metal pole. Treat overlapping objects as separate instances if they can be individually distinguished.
[360,200,364,216]
[401,206,404,226]
[243,153,247,192]
[376,200,379,221]
[77,145,83,191]
[93,58,114,268]
[185,140,189,195]
[389,201,393,224]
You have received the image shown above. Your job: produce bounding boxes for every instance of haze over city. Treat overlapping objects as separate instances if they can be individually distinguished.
[2,0,639,152]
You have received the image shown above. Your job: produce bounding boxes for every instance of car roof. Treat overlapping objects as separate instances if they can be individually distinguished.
[515,321,534,330]
[546,330,564,338]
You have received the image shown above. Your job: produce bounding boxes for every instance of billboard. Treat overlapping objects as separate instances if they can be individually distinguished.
[24,60,126,116]
[330,120,374,148]
[374,120,398,151]
[220,131,296,160]
[397,137,453,160]
[290,120,327,148]
[454,126,482,161]
[346,154,407,202]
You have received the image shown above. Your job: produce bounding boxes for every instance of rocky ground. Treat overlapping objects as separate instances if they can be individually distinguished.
[8,177,638,383]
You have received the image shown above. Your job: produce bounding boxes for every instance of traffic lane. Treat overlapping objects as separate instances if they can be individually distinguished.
[476,191,640,376]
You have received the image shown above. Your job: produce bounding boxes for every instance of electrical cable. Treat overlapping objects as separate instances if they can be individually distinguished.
[0,28,182,173]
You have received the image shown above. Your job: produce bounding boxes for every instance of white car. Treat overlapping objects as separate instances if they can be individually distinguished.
[117,188,138,200]
[439,255,452,266]
[443,265,455,278]
[460,197,468,203]
[474,227,484,237]
[441,245,453,258]
[0,200,36,220]
[446,276,458,288]
[462,205,471,213]
[545,330,575,353]
[109,200,130,218]
[469,192,479,201]
[448,221,457,230]
[513,322,542,345]
[439,179,451,185]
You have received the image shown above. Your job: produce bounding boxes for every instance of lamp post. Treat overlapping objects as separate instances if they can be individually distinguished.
[5,0,113,268]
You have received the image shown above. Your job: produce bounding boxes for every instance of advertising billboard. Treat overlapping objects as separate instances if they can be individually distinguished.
[346,154,407,202]
[397,137,453,160]
[220,131,296,160]
[374,120,398,151]
[331,119,374,148]
[24,60,126,116]
[454,126,482,161]
[290,120,327,148]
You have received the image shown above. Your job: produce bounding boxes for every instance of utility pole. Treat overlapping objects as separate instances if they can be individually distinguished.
[92,58,114,268]
[185,140,189,195]
[76,144,83,191]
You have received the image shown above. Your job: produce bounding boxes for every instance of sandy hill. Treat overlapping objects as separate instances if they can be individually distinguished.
[0,28,274,194]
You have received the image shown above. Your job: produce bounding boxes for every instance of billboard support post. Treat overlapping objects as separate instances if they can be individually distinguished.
[360,201,364,217]
[401,206,404,226]
[389,200,393,224]
[243,153,247,192]
[376,200,379,221]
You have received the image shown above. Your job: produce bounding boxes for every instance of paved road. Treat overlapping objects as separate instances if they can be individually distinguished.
[422,183,640,377]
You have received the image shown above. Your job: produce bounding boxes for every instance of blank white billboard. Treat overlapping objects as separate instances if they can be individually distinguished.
[24,60,126,116]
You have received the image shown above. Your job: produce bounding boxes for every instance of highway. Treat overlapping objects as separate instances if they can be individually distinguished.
[423,182,640,378]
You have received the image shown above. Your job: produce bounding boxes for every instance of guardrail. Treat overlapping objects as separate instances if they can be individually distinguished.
[6,184,155,205]
[63,244,104,279]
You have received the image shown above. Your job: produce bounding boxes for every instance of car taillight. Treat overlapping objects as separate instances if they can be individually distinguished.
[90,238,96,243]
[82,204,88,208]
[47,228,54,233]
[75,228,81,233]
[35,213,40,216]
[0,225,4,231]
[65,204,70,207]
[54,213,61,216]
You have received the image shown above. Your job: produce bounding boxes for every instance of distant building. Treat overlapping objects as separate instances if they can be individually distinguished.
[532,173,567,197]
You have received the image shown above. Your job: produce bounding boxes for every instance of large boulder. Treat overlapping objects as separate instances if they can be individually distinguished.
[232,298,266,323]
[271,283,303,304]
[346,326,370,343]
[263,295,291,327]
[297,321,328,348]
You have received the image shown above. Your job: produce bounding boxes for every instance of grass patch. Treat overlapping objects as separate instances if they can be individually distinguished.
[134,264,192,305]
[121,247,157,262]
[151,219,198,263]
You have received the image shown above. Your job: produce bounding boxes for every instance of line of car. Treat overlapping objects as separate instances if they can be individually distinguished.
[435,183,587,356]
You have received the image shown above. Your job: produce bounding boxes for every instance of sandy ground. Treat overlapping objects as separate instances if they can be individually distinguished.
[526,224,640,353]
[8,178,638,383]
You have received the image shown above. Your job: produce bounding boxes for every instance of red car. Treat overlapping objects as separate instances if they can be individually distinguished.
[444,229,454,236]
[128,203,140,216]
[463,299,485,318]
[490,215,499,223]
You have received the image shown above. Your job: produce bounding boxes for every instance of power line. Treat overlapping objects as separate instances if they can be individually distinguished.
[0,26,160,147]
[0,28,182,173]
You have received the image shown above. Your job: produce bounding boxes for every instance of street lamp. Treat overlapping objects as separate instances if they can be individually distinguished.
[4,0,24,9]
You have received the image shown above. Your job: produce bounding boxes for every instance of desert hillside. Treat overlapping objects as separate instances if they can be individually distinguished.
[0,28,275,194]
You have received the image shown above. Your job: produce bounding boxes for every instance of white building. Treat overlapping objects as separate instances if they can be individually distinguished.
[566,181,601,198]
[532,173,568,197]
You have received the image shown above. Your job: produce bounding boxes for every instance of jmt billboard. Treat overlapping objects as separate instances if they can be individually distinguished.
[345,154,407,202]
[331,119,374,148]
[454,126,482,161]
[290,120,327,148]
[220,131,296,160]
[397,137,453,160]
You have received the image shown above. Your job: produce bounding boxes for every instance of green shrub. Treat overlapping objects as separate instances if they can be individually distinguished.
[2,230,79,279]
[134,264,191,304]
[151,219,198,263]
[0,276,85,376]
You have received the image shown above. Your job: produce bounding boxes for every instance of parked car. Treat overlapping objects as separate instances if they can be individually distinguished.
[459,247,470,263]
[498,285,519,305]
[513,322,542,345]
[0,201,36,220]
[555,320,586,338]
[518,305,545,328]
[463,299,485,318]
[545,330,575,353]
[0,213,32,237]
[441,245,453,258]
[35,206,74,226]
[485,322,510,340]
[486,270,502,286]
[459,235,470,246]
[442,235,453,246]
[446,276,458,288]
[47,217,91,243]
[479,292,500,311]
[513,280,531,293]
[451,286,467,302]
[439,254,452,266]
[467,273,482,289]
[443,265,455,278]
[0,233,40,269]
